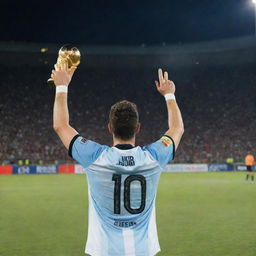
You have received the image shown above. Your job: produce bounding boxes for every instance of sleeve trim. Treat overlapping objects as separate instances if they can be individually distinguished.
[68,134,80,158]
[163,135,176,160]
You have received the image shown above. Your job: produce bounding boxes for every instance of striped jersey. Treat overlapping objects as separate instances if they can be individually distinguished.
[69,135,175,256]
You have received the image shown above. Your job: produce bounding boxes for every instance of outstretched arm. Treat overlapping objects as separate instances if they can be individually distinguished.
[155,68,184,149]
[52,62,78,149]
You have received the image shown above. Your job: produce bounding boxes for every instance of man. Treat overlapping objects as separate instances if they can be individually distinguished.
[245,153,255,182]
[51,62,184,256]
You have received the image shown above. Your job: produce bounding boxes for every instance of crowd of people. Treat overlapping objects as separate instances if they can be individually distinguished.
[1,54,256,164]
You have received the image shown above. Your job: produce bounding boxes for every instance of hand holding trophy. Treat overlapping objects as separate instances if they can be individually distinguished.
[47,44,81,87]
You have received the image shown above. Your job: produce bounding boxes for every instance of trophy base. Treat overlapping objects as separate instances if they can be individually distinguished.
[47,78,55,89]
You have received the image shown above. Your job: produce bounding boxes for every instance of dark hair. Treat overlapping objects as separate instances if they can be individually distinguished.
[109,100,139,140]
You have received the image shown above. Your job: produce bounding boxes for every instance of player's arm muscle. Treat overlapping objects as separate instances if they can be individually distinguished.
[53,92,78,149]
[164,100,184,148]
[155,69,184,148]
[52,62,78,150]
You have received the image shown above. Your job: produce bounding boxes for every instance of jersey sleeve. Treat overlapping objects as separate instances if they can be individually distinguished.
[143,135,175,168]
[68,135,108,168]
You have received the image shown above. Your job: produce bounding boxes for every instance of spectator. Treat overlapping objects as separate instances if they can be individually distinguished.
[0,56,255,164]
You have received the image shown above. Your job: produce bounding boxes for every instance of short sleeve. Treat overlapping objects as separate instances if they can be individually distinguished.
[143,135,175,168]
[69,135,108,168]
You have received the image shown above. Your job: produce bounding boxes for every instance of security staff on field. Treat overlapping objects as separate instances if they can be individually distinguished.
[245,154,255,182]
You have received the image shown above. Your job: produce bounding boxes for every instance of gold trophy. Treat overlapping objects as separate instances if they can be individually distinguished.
[47,44,81,87]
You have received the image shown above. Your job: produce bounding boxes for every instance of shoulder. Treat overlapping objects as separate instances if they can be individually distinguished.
[142,135,175,167]
[69,135,109,167]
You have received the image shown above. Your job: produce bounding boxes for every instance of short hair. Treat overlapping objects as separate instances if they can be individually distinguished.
[109,100,139,140]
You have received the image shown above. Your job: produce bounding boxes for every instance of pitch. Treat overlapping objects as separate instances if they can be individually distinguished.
[0,172,256,256]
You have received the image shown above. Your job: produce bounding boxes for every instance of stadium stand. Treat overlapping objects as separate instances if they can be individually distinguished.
[1,37,256,164]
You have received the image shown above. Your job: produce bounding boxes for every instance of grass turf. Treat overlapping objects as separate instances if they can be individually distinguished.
[0,172,256,256]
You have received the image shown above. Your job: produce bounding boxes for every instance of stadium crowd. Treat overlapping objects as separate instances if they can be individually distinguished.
[1,57,256,164]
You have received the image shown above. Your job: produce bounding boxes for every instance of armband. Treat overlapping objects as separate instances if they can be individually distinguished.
[159,135,173,147]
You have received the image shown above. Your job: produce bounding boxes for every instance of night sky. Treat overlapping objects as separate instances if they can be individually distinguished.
[1,0,255,45]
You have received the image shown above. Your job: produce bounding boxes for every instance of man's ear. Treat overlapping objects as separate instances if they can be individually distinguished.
[135,122,141,134]
[108,123,113,134]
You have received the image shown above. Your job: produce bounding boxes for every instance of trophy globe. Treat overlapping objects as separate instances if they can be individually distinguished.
[47,44,81,87]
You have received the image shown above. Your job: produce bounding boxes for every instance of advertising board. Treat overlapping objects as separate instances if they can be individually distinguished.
[75,165,86,174]
[235,165,256,171]
[0,165,12,175]
[36,165,57,174]
[13,165,37,174]
[58,164,75,174]
[164,164,208,173]
[208,164,234,171]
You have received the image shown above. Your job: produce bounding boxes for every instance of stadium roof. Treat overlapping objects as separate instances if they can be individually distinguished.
[0,36,256,55]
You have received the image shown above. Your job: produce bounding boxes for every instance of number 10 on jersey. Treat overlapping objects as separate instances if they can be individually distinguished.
[112,174,146,214]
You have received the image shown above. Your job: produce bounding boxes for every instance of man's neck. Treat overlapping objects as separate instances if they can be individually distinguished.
[113,137,136,146]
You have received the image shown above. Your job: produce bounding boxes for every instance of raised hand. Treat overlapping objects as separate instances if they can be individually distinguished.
[51,61,76,86]
[155,68,175,96]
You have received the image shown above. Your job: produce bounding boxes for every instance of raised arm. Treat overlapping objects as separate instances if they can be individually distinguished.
[51,62,78,149]
[155,68,184,149]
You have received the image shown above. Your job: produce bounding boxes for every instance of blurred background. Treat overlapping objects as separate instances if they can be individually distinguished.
[1,0,256,165]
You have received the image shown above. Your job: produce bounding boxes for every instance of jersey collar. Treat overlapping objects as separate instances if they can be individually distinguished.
[114,144,135,150]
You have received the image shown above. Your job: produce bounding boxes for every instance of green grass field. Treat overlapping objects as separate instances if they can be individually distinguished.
[1,172,256,256]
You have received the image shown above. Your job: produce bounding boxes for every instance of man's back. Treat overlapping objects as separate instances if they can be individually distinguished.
[70,136,175,256]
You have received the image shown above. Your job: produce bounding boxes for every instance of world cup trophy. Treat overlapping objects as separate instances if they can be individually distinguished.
[47,44,81,87]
